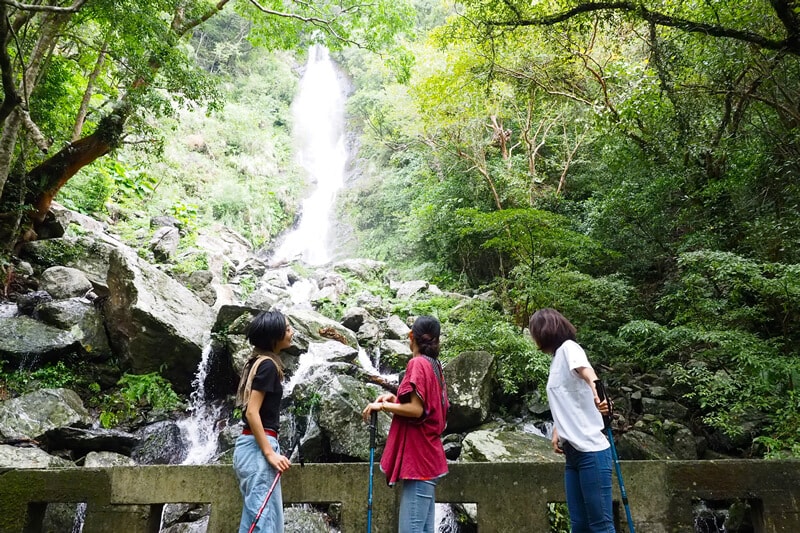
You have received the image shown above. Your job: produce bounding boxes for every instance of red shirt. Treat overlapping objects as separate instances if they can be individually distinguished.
[380,356,449,485]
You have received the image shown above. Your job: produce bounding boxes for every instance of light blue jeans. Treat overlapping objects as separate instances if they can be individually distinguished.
[399,479,438,533]
[563,441,616,533]
[233,434,283,533]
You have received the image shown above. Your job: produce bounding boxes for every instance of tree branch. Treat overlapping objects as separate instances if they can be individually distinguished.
[20,108,49,152]
[487,1,800,56]
[246,0,362,48]
[0,0,87,14]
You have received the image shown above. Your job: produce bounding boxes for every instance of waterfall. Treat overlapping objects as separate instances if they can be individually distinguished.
[271,45,348,266]
[179,340,223,465]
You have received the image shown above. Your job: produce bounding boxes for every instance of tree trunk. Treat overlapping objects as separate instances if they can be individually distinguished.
[28,111,125,225]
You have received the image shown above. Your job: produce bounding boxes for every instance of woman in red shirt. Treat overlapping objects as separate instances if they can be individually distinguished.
[362,315,449,533]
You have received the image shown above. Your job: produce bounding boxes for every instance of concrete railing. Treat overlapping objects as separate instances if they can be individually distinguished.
[1,460,799,532]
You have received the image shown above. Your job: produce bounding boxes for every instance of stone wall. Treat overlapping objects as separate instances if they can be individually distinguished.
[1,460,799,532]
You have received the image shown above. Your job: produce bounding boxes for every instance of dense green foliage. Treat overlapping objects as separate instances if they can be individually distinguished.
[339,0,800,457]
[1,0,798,459]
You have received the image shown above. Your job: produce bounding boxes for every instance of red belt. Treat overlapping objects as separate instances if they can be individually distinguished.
[242,428,278,438]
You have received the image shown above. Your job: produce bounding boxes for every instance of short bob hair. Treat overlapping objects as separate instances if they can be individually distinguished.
[246,310,288,352]
[528,308,577,354]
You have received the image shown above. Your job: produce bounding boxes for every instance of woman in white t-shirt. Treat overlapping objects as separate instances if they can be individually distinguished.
[529,308,615,533]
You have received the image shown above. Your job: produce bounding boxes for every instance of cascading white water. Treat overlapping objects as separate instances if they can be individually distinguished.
[179,340,223,465]
[271,45,348,266]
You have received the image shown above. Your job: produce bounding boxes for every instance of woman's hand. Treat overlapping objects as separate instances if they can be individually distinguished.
[266,452,291,473]
[595,396,611,416]
[362,401,383,423]
[551,428,563,454]
[376,393,397,403]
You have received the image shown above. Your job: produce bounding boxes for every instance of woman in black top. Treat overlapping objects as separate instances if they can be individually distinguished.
[233,310,293,533]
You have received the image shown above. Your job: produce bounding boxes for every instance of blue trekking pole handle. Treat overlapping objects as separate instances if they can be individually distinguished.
[595,380,636,533]
[367,410,377,533]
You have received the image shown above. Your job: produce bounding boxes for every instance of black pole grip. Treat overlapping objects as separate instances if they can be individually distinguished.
[369,410,378,448]
[594,379,613,428]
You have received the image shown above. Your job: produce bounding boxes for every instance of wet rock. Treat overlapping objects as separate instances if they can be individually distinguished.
[0,444,74,468]
[132,420,186,465]
[460,428,558,463]
[0,388,90,441]
[104,247,215,394]
[444,351,496,432]
[36,298,112,359]
[42,426,138,457]
[39,266,93,299]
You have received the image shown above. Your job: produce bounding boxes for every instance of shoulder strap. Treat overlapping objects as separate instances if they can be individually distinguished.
[422,355,447,408]
[239,355,270,408]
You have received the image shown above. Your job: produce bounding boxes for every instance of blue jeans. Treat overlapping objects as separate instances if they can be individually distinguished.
[233,434,283,533]
[399,479,438,533]
[563,442,615,533]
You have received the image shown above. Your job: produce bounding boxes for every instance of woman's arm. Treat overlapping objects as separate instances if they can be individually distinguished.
[362,391,424,421]
[575,366,610,415]
[246,389,291,472]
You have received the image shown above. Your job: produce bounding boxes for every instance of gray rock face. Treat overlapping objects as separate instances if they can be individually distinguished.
[0,316,80,366]
[394,280,429,300]
[19,235,119,294]
[0,444,73,468]
[332,259,387,282]
[132,420,186,465]
[0,388,91,441]
[84,450,137,467]
[40,266,93,299]
[36,298,112,359]
[460,429,560,463]
[286,308,358,350]
[443,351,496,432]
[42,426,138,456]
[104,247,215,394]
[617,429,676,460]
[295,372,388,461]
[150,226,181,261]
[383,315,410,340]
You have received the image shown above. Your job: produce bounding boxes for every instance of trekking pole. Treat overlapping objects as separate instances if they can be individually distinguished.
[248,438,301,533]
[595,380,636,533]
[367,410,378,533]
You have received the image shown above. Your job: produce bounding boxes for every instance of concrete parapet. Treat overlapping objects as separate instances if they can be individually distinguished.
[0,460,798,532]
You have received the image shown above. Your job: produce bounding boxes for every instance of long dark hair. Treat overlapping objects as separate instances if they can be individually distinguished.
[412,315,441,359]
[528,308,577,354]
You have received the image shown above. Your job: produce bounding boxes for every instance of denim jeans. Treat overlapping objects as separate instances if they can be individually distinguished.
[563,442,615,533]
[399,479,438,533]
[233,434,283,533]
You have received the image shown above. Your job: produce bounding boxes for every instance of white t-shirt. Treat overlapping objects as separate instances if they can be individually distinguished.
[546,340,610,452]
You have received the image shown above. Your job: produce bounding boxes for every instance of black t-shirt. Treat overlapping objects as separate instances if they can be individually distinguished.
[242,358,283,433]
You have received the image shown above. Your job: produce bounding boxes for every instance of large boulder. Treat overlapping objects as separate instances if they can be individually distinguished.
[332,259,387,282]
[36,298,112,359]
[294,371,389,461]
[459,428,559,463]
[286,308,358,350]
[18,235,120,294]
[41,426,138,457]
[39,266,93,299]
[104,248,215,394]
[131,420,187,465]
[443,351,496,432]
[616,429,676,460]
[150,226,180,262]
[0,444,73,468]
[0,316,80,367]
[0,388,91,441]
